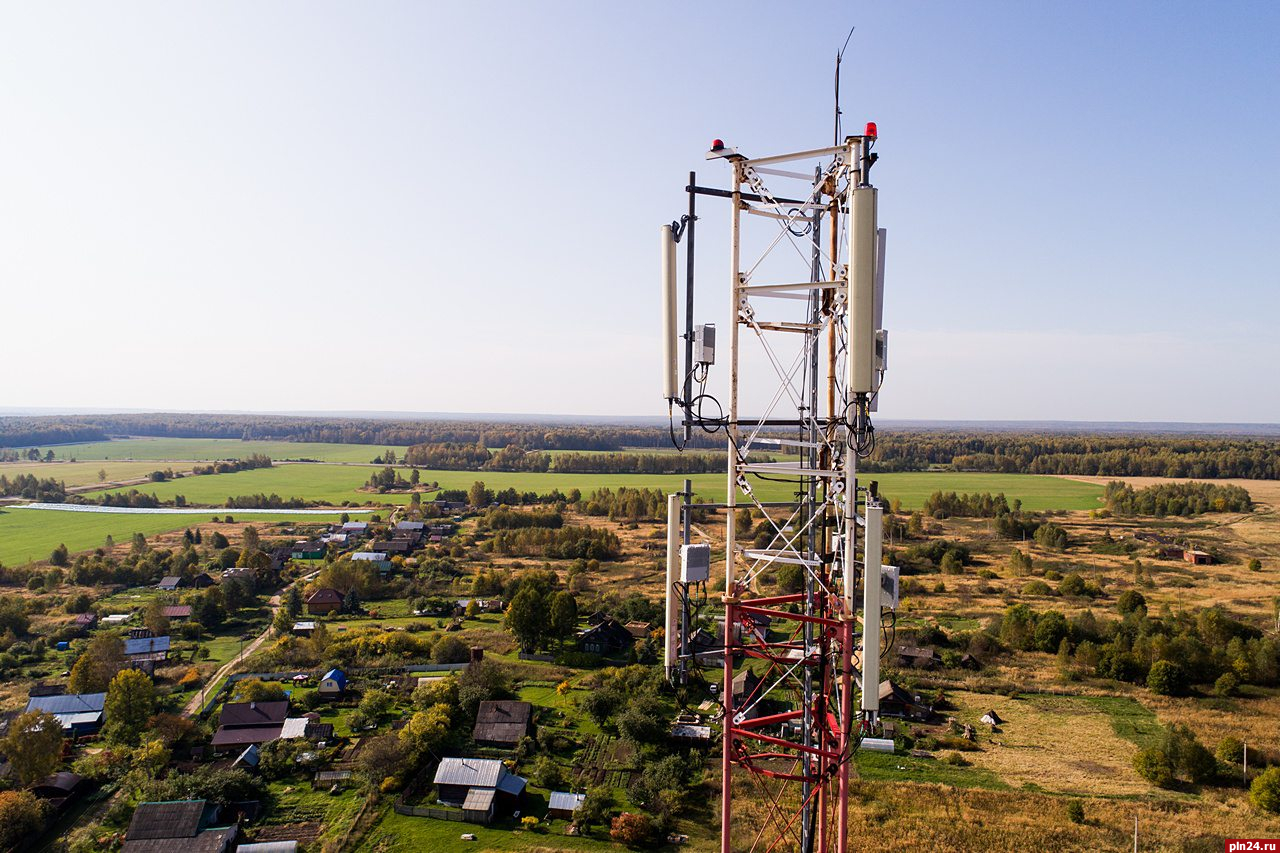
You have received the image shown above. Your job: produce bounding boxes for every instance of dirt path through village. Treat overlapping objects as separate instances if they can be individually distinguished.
[181,569,320,717]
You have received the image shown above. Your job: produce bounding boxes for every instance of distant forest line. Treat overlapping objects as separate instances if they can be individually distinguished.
[2,413,1279,479]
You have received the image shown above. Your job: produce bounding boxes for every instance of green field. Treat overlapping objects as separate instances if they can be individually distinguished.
[0,507,348,567]
[1,468,1101,566]
[0,460,185,488]
[97,464,1105,512]
[36,437,403,464]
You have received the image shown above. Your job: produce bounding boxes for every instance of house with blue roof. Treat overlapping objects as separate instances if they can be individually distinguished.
[25,692,106,736]
[318,669,347,698]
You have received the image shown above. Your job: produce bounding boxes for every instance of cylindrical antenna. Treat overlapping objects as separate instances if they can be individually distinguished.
[848,186,878,394]
[861,502,883,715]
[661,224,679,400]
[664,492,681,674]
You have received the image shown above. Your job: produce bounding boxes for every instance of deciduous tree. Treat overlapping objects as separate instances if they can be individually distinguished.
[2,710,64,785]
[68,631,124,693]
[103,669,157,746]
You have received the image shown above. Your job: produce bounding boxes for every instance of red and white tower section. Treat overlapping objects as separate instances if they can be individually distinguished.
[661,126,898,853]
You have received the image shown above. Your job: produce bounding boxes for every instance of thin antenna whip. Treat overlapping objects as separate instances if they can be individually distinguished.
[834,25,855,144]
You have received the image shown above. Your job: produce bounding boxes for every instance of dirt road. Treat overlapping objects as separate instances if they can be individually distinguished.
[182,569,320,717]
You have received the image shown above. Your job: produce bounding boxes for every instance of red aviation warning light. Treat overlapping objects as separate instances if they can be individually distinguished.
[864,121,878,138]
[710,138,725,151]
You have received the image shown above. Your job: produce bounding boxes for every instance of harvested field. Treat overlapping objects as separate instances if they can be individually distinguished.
[947,691,1154,796]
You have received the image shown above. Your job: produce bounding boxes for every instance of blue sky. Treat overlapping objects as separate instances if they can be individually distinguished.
[0,2,1276,421]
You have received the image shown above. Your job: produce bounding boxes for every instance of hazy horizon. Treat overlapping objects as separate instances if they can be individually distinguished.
[4,406,1280,438]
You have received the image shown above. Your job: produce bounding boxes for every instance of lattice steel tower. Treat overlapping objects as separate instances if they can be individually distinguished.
[661,126,896,853]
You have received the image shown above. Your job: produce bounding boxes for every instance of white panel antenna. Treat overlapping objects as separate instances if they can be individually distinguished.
[661,225,679,400]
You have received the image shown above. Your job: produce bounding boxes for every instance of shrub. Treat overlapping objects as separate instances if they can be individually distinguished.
[529,756,563,790]
[1147,660,1189,696]
[610,812,654,845]
[1251,767,1280,814]
[1215,671,1240,698]
[1034,523,1068,551]
[1066,799,1085,824]
[940,551,965,575]
[1247,558,1262,572]
[1058,573,1086,597]
[1216,736,1244,765]
[1033,611,1069,653]
[1116,589,1147,615]
[431,635,470,664]
[0,791,47,851]
[1134,747,1176,788]
[942,751,970,766]
[1021,580,1052,596]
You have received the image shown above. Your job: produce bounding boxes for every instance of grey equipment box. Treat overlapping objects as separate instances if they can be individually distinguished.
[681,543,711,583]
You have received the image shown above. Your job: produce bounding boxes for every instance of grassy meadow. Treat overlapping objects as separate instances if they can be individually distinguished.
[35,437,404,463]
[0,506,348,566]
[0,460,189,488]
[1,453,1104,566]
[94,464,1105,512]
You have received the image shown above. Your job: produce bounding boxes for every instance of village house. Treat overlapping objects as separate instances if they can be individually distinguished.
[371,538,415,557]
[624,620,653,641]
[25,692,105,736]
[339,521,369,537]
[351,552,392,573]
[73,612,97,631]
[306,588,343,615]
[547,791,586,821]
[895,645,943,670]
[162,604,192,621]
[317,668,348,699]
[32,771,88,813]
[122,800,237,853]
[455,598,504,615]
[472,700,533,748]
[670,721,714,747]
[877,680,933,722]
[123,635,171,674]
[291,541,326,560]
[222,567,258,587]
[210,700,289,753]
[578,618,635,656]
[432,757,527,824]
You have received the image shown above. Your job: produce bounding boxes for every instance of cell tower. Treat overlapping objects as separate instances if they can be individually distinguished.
[660,125,897,852]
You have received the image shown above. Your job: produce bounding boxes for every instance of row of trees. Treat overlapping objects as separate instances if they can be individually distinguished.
[991,599,1280,693]
[482,508,564,530]
[921,490,1013,519]
[1103,480,1253,517]
[0,473,67,501]
[485,526,621,561]
[190,453,273,475]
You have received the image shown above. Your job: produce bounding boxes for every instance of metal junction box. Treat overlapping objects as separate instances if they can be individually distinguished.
[681,543,711,583]
[693,324,716,366]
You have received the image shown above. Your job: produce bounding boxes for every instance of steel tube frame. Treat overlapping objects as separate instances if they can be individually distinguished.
[705,137,879,853]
